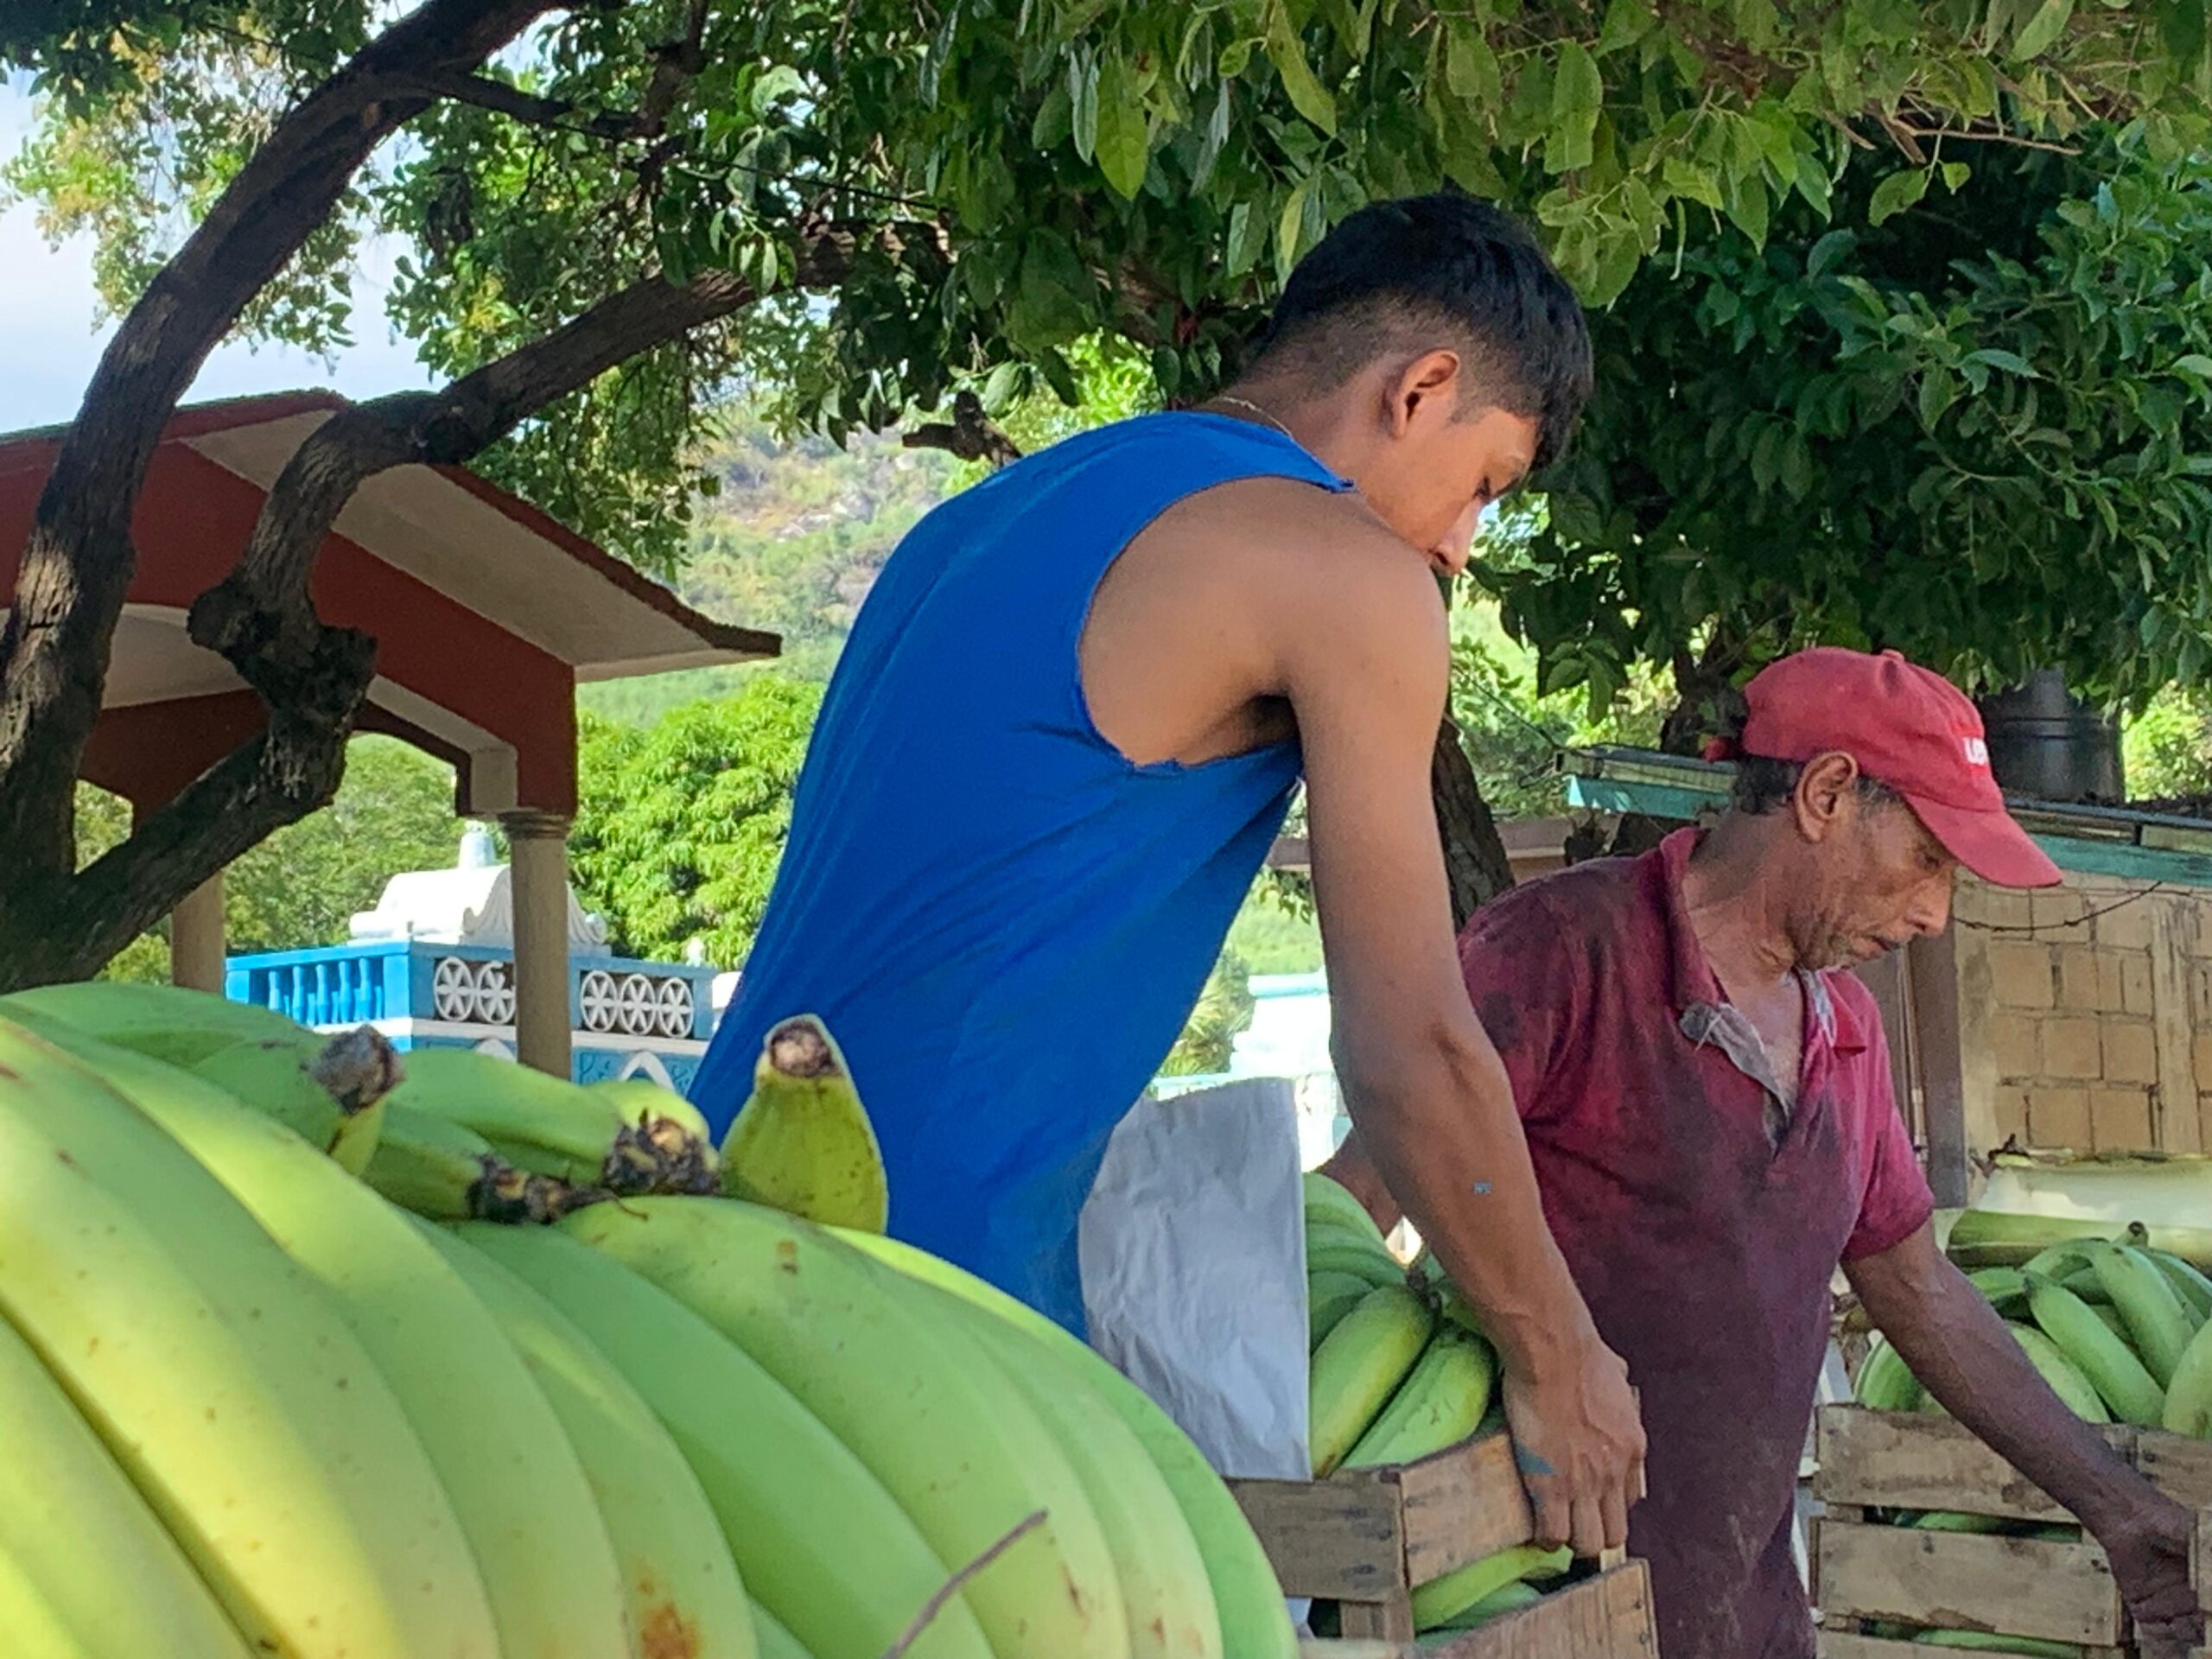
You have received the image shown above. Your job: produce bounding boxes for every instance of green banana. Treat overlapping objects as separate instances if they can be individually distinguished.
[188,1030,400,1175]
[0,981,308,1065]
[1426,1579,1544,1631]
[414,1217,759,1659]
[2144,1246,2212,1323]
[1967,1267,2030,1318]
[590,1074,716,1143]
[386,1046,627,1179]
[2006,1323,2112,1424]
[1907,1511,2012,1535]
[1343,1325,1497,1470]
[0,1543,86,1659]
[563,1198,1128,1659]
[1909,1632,2081,1656]
[1303,1169,1389,1251]
[1310,1283,1435,1477]
[925,1270,1223,1658]
[2159,1305,2212,1437]
[361,1100,593,1222]
[0,1311,251,1659]
[2024,1273,2165,1427]
[1409,1543,1571,1631]
[77,1036,632,1659]
[751,1602,815,1659]
[834,1229,1299,1659]
[719,1016,888,1231]
[1306,1237,1409,1289]
[1853,1338,1926,1413]
[0,1015,497,1658]
[458,1223,994,1659]
[2091,1303,2130,1340]
[1309,1270,1375,1347]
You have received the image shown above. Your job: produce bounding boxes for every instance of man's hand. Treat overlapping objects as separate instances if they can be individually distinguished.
[2099,1494,2202,1659]
[1501,1335,1645,1556]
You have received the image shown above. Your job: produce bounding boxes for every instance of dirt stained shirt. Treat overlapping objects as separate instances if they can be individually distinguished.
[1459,828,1934,1659]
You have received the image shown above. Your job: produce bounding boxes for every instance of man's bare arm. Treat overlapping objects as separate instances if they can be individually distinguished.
[1270,514,1642,1554]
[1851,1225,2202,1657]
[1319,1128,1402,1233]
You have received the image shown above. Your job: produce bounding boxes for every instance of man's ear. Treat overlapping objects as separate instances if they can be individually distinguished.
[1793,751,1862,843]
[1389,348,1464,433]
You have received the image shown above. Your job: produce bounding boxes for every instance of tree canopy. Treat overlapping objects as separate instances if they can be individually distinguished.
[1487,130,2212,726]
[10,0,2212,983]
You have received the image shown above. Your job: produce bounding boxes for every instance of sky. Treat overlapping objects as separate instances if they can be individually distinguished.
[0,75,432,435]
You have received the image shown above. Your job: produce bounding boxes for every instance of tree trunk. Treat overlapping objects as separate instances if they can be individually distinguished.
[1431,713,1516,930]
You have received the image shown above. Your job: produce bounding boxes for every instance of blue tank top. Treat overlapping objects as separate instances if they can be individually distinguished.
[689,411,1352,1332]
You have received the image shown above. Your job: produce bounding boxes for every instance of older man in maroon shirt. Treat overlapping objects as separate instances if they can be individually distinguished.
[1328,648,2201,1659]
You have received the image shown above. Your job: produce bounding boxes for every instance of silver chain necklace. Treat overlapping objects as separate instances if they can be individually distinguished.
[1208,395,1297,442]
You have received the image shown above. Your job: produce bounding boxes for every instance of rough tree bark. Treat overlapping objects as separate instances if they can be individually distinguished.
[0,0,872,989]
[1431,715,1517,930]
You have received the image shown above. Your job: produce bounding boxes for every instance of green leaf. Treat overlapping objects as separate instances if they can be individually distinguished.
[1031,84,1073,149]
[1277,174,1316,284]
[1725,175,1770,247]
[1070,50,1100,162]
[1806,228,1856,278]
[1093,54,1150,198]
[1226,200,1264,277]
[1445,21,1503,108]
[1662,156,1725,211]
[1264,3,1338,136]
[1596,0,1656,54]
[1218,38,1256,78]
[1867,167,1929,226]
[1963,347,2036,377]
[2175,353,2212,378]
[1193,80,1233,190]
[2010,0,2075,59]
[1918,370,1961,429]
[1545,41,1603,174]
[1942,161,1973,194]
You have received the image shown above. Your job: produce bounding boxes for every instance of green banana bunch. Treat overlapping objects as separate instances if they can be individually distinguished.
[361,1101,595,1222]
[0,981,309,1065]
[459,1223,995,1659]
[1342,1325,1497,1470]
[0,1015,498,1658]
[2006,1323,2112,1424]
[85,1039,633,1659]
[1423,1579,1544,1633]
[2083,1239,2208,1393]
[720,1017,889,1231]
[2024,1272,2166,1427]
[414,1218,760,1659]
[2144,1243,2212,1321]
[1306,1237,1409,1288]
[836,1228,1300,1659]
[190,1029,401,1175]
[1853,1338,1926,1413]
[1310,1283,1435,1477]
[563,1198,1128,1659]
[1309,1270,1374,1348]
[1408,1542,1571,1631]
[391,1046,716,1196]
[2159,1303,2212,1436]
[1304,1170,1390,1251]
[0,1312,251,1659]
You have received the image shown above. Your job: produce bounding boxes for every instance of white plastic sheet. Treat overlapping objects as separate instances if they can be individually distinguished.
[1077,1076,1311,1481]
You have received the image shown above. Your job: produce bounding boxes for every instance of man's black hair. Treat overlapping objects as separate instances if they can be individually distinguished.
[1732,754,1902,817]
[1254,192,1594,471]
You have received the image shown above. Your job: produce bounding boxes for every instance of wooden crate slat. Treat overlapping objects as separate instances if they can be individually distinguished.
[1300,1563,1654,1659]
[2139,1433,2212,1510]
[1813,1404,2130,1521]
[1813,1519,2124,1645]
[1398,1432,1536,1585]
[1227,1468,1406,1602]
[1814,1637,1928,1659]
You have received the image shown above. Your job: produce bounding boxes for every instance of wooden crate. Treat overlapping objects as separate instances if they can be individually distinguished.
[1230,1428,1658,1658]
[1811,1404,2212,1656]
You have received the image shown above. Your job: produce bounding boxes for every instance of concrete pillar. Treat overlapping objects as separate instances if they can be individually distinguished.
[502,812,572,1078]
[170,870,226,993]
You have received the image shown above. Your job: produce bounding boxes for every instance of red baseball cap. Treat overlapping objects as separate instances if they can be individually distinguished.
[1714,647,2062,889]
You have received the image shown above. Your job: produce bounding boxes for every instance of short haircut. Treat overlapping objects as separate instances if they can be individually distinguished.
[1255,193,1594,470]
[1732,753,1902,817]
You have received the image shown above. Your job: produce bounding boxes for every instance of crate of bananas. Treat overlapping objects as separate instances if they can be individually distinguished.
[1230,1173,1658,1657]
[1815,1214,2212,1656]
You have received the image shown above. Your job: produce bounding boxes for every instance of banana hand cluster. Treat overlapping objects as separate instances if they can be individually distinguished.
[0,984,1300,1659]
[1300,1172,1555,1638]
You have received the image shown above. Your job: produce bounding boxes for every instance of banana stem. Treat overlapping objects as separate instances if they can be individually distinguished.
[308,1028,403,1115]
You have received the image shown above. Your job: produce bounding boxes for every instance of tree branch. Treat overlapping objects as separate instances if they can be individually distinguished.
[903,391,1023,467]
[397,67,632,138]
[0,0,557,882]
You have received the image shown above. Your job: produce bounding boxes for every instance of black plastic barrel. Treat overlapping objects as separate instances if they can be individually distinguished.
[1974,670,2124,804]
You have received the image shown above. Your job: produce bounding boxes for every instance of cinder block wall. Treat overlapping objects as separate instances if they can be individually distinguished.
[1954,873,2207,1155]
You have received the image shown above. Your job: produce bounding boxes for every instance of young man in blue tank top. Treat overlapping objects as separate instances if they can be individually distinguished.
[691,193,1644,1558]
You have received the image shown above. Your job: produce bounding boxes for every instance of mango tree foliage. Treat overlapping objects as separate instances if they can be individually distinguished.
[1484,131,2212,721]
[7,0,2212,983]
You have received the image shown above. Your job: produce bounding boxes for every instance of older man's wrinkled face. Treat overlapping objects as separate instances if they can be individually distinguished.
[1788,780,1959,973]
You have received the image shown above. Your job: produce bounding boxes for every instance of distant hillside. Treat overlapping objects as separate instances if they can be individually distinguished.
[579,413,966,723]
